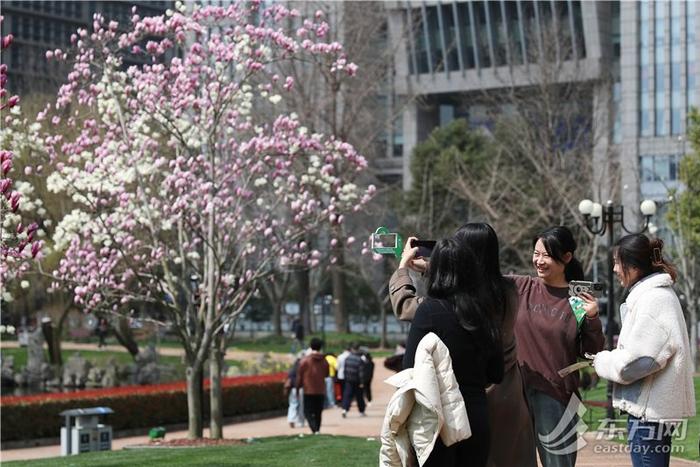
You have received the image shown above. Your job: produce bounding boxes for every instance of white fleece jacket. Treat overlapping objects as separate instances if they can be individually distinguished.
[379,332,471,467]
[593,273,696,421]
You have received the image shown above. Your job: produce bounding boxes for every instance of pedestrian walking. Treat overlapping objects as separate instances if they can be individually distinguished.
[359,347,374,404]
[593,234,695,467]
[96,318,109,348]
[285,357,305,428]
[324,352,337,409]
[290,317,304,354]
[296,337,330,434]
[341,344,366,417]
[336,345,351,405]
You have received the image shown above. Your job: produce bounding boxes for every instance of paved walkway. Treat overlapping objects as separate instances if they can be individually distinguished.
[0,345,697,465]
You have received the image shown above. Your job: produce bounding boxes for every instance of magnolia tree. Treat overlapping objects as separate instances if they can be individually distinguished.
[24,1,373,438]
[0,31,43,302]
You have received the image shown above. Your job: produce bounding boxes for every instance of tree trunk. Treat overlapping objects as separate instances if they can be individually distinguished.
[273,301,283,336]
[331,248,348,333]
[186,363,204,439]
[112,316,140,358]
[297,269,312,335]
[40,320,58,365]
[209,333,225,439]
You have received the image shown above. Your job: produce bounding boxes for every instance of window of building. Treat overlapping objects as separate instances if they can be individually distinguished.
[426,6,444,73]
[488,1,507,66]
[521,1,539,62]
[639,1,652,136]
[688,0,696,116]
[571,1,586,58]
[612,1,621,59]
[504,1,524,65]
[654,1,667,136]
[455,2,476,69]
[441,4,460,72]
[640,154,681,182]
[439,104,455,127]
[473,1,491,68]
[412,9,430,74]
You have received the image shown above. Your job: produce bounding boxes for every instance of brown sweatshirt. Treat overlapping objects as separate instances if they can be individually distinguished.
[513,275,605,404]
[296,352,330,395]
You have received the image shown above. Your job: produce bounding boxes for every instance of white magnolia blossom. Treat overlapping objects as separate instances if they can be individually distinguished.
[53,209,92,251]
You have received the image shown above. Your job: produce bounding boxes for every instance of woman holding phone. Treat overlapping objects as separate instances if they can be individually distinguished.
[511,226,604,467]
[391,223,537,467]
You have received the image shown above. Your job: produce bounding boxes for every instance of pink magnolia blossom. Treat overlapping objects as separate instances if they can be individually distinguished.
[27,2,374,335]
[0,27,44,294]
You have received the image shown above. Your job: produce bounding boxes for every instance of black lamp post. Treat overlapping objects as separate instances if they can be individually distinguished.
[578,198,657,423]
[322,295,332,345]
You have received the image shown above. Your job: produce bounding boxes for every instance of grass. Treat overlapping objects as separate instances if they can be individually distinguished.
[4,435,381,466]
[227,332,386,356]
[581,375,700,461]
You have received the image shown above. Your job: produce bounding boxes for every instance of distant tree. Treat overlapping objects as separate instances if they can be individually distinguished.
[12,2,373,439]
[667,109,700,369]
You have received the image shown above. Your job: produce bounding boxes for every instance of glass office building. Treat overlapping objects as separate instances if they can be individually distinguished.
[1,1,171,95]
[383,0,697,230]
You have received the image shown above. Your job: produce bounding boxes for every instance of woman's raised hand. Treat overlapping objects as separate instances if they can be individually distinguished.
[400,236,428,273]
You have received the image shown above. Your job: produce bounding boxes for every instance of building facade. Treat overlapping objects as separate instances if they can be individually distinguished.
[1,1,170,96]
[383,0,697,235]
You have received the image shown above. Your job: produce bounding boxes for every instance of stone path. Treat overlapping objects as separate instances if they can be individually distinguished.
[0,343,696,465]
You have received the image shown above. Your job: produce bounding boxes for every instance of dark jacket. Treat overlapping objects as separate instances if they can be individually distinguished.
[343,352,365,384]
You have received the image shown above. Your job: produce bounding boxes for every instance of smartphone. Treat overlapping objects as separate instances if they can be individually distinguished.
[568,280,604,298]
[410,239,436,258]
[370,233,399,252]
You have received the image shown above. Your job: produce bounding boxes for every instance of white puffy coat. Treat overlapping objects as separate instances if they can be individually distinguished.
[593,273,696,421]
[379,332,471,467]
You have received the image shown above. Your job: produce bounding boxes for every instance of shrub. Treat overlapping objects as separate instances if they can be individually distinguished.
[0,372,286,442]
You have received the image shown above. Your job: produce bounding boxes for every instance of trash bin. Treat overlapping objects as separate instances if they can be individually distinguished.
[59,407,114,456]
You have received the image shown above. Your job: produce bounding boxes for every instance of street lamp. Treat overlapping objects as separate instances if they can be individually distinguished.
[322,295,332,344]
[578,198,656,423]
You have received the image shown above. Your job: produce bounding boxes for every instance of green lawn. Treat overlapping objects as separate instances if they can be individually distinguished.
[581,375,700,461]
[5,435,380,466]
[227,332,389,356]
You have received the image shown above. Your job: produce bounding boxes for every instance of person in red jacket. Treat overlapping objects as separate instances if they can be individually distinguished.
[296,337,330,434]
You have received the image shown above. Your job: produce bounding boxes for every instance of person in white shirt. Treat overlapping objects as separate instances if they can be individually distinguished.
[593,234,695,467]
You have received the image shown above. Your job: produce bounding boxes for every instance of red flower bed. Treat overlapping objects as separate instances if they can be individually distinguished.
[1,372,285,406]
[0,372,287,444]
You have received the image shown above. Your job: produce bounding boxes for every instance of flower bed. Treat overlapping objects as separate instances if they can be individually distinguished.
[0,372,286,442]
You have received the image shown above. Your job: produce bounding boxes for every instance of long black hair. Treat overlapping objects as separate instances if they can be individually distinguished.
[533,226,584,282]
[426,237,501,355]
[453,222,514,325]
[614,234,677,286]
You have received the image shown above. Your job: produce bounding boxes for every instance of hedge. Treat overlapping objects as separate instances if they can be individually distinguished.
[0,372,286,443]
